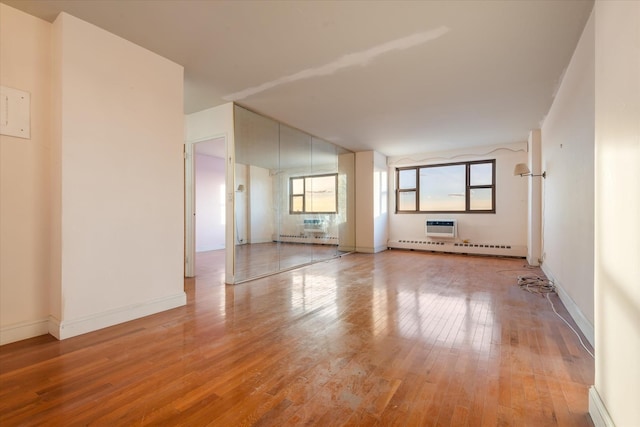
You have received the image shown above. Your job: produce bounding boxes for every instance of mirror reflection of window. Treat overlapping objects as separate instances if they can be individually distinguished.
[233,105,354,283]
[290,174,338,214]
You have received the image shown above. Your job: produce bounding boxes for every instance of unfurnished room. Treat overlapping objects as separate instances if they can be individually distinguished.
[0,1,638,426]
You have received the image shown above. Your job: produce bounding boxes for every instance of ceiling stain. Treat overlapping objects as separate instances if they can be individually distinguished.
[223,26,450,102]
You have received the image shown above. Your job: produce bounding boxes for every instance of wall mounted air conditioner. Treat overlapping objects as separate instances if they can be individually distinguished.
[425,219,457,238]
[303,218,326,233]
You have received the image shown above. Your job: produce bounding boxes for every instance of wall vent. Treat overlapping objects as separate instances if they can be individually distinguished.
[425,219,457,238]
[303,219,326,233]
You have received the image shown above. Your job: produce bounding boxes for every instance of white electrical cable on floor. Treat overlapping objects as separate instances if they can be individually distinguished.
[545,292,595,359]
[517,275,595,359]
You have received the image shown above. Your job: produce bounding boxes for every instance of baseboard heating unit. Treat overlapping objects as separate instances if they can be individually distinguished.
[275,234,338,245]
[388,239,526,258]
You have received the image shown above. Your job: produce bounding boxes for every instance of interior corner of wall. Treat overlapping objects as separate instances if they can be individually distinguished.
[48,315,61,340]
[374,244,389,254]
[373,151,388,167]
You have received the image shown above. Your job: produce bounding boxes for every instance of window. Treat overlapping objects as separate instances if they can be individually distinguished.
[396,160,495,213]
[290,174,338,214]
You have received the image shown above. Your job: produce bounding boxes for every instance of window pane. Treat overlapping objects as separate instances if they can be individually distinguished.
[398,169,416,189]
[470,188,493,210]
[291,195,303,212]
[419,165,465,211]
[470,163,493,186]
[305,176,336,212]
[291,178,304,195]
[398,191,416,211]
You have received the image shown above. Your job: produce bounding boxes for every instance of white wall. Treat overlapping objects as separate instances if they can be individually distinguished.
[1,7,188,343]
[540,11,595,343]
[195,154,225,252]
[591,2,640,426]
[0,4,52,344]
[50,12,185,339]
[355,151,388,253]
[185,103,235,143]
[387,143,528,249]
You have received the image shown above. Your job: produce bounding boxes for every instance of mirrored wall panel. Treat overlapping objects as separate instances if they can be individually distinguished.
[233,105,354,283]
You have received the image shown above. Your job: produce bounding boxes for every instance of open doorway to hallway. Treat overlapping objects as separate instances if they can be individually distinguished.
[194,139,226,252]
[185,136,226,278]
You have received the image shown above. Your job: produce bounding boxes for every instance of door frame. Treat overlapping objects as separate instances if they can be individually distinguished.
[184,134,227,278]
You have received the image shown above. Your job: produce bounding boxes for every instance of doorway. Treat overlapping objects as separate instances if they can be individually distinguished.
[185,136,226,278]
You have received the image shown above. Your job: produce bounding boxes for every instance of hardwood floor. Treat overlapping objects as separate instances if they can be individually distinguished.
[0,250,594,426]
[234,242,343,282]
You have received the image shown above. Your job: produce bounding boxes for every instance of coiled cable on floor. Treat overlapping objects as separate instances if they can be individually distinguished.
[517,275,555,294]
[517,275,595,359]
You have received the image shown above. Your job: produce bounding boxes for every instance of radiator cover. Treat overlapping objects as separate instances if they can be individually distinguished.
[388,239,526,258]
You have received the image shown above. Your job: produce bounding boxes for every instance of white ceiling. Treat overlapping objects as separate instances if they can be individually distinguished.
[4,0,593,157]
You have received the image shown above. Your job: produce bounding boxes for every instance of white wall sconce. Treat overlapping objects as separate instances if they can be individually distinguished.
[514,163,546,178]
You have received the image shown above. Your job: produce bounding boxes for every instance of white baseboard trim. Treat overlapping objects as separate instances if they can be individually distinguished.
[541,265,595,347]
[49,292,187,340]
[0,318,50,345]
[589,386,615,427]
[356,245,388,254]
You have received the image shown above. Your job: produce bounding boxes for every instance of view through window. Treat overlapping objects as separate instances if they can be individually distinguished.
[396,160,495,213]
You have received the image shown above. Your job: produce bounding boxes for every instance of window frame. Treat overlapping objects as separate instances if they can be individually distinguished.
[395,159,496,214]
[289,173,339,215]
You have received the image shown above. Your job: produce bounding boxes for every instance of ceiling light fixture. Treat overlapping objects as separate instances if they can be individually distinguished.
[514,163,546,178]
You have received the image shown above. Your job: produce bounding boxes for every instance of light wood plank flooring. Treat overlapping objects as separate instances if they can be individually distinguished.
[234,242,343,282]
[0,250,594,426]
